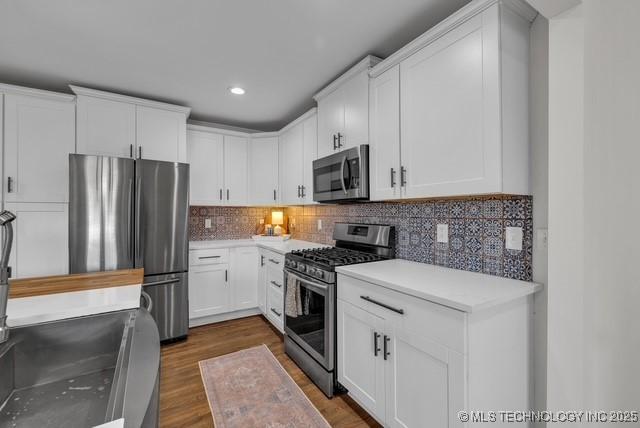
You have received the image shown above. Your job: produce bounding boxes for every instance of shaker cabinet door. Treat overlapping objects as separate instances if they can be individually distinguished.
[223,136,249,206]
[188,130,225,205]
[248,136,279,205]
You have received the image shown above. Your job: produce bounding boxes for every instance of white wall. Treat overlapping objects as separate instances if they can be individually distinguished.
[547,0,640,417]
[529,14,549,423]
[547,3,585,414]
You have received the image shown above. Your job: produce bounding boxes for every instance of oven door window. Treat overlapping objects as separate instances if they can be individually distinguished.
[286,281,327,359]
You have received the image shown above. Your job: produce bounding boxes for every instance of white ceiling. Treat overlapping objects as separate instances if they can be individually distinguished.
[0,0,471,131]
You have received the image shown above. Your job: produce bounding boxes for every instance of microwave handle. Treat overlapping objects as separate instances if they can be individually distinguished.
[340,155,348,195]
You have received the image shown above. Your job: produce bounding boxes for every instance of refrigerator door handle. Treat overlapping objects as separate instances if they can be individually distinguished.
[134,175,143,268]
[145,278,180,287]
[140,290,153,312]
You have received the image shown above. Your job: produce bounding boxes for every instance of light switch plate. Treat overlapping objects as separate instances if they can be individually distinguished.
[505,226,523,251]
[437,224,449,243]
[205,218,212,229]
[317,219,323,231]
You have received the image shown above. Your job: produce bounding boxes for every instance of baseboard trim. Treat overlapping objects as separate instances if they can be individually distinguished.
[189,307,262,327]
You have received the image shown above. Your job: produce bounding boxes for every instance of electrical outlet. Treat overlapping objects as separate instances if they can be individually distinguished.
[259,218,265,225]
[205,218,212,229]
[317,219,323,231]
[505,226,523,251]
[437,224,448,243]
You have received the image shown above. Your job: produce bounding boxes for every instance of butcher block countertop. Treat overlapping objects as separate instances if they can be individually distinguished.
[7,269,144,327]
[9,268,144,298]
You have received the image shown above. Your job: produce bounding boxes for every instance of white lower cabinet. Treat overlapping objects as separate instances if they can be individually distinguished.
[189,263,230,319]
[258,247,285,332]
[189,246,261,326]
[338,272,531,428]
[6,202,69,279]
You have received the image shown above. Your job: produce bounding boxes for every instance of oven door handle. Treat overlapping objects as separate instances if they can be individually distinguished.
[285,269,329,294]
[339,155,349,195]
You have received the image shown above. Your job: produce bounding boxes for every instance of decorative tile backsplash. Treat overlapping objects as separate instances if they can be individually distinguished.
[190,195,533,281]
[189,206,276,240]
[286,196,533,281]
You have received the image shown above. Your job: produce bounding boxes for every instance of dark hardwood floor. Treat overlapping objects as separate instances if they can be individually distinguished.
[160,315,381,428]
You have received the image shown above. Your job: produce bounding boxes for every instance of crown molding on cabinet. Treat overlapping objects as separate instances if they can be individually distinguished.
[70,85,192,116]
[0,83,76,102]
[313,56,382,102]
[369,0,538,78]
[277,107,317,134]
[187,123,251,138]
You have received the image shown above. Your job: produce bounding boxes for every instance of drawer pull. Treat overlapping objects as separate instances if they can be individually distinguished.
[268,258,280,265]
[270,308,282,317]
[360,295,405,315]
[198,255,221,260]
[270,280,282,288]
[383,335,391,360]
[373,331,381,357]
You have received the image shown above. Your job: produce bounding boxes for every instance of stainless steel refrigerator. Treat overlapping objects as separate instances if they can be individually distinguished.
[69,154,189,342]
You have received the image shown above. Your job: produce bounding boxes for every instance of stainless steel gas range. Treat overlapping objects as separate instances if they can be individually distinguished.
[283,223,395,397]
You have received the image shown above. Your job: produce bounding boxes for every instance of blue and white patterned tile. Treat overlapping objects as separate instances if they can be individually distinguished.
[484,219,503,238]
[434,201,450,219]
[465,236,483,254]
[503,255,528,280]
[450,253,467,270]
[450,219,465,236]
[504,198,527,220]
[483,257,502,276]
[483,199,503,219]
[450,236,465,253]
[420,218,435,234]
[466,219,483,237]
[450,201,465,218]
[381,203,399,217]
[418,202,434,218]
[483,237,503,258]
[464,200,483,218]
[466,255,482,272]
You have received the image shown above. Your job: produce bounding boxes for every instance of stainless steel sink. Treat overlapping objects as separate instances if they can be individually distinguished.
[0,308,160,428]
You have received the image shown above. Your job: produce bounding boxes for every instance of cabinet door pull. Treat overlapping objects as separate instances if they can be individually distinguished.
[7,177,13,193]
[198,255,221,260]
[400,166,407,187]
[138,146,142,159]
[333,134,338,150]
[225,269,228,282]
[337,132,343,148]
[390,168,396,188]
[383,335,391,360]
[260,255,265,266]
[271,308,282,317]
[219,189,223,201]
[226,189,230,200]
[360,295,405,314]
[268,258,280,265]
[270,280,282,288]
[373,331,381,357]
[130,144,134,158]
[301,185,305,198]
[273,189,277,201]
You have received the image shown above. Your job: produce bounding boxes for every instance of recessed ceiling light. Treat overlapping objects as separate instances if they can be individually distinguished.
[229,86,245,95]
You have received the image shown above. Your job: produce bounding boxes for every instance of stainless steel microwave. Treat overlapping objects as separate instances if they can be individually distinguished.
[313,145,369,203]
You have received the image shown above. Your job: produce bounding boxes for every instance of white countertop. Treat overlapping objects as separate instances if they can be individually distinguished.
[336,259,541,313]
[7,284,141,327]
[189,238,327,255]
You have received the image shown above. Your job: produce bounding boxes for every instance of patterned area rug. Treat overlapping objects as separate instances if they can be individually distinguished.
[199,345,331,428]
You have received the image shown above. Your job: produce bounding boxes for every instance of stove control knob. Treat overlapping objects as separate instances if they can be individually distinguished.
[315,270,324,280]
[298,264,306,273]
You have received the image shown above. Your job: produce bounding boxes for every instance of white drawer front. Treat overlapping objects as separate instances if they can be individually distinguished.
[263,250,284,269]
[267,284,284,332]
[189,248,229,266]
[337,273,466,354]
[267,268,284,292]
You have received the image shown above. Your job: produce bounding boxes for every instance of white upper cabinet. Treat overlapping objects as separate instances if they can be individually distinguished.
[315,56,381,159]
[370,0,535,199]
[279,123,304,205]
[279,110,317,205]
[136,106,187,162]
[187,129,224,205]
[223,135,249,206]
[72,86,190,163]
[369,65,401,201]
[248,135,279,205]
[76,95,136,158]
[3,91,75,203]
